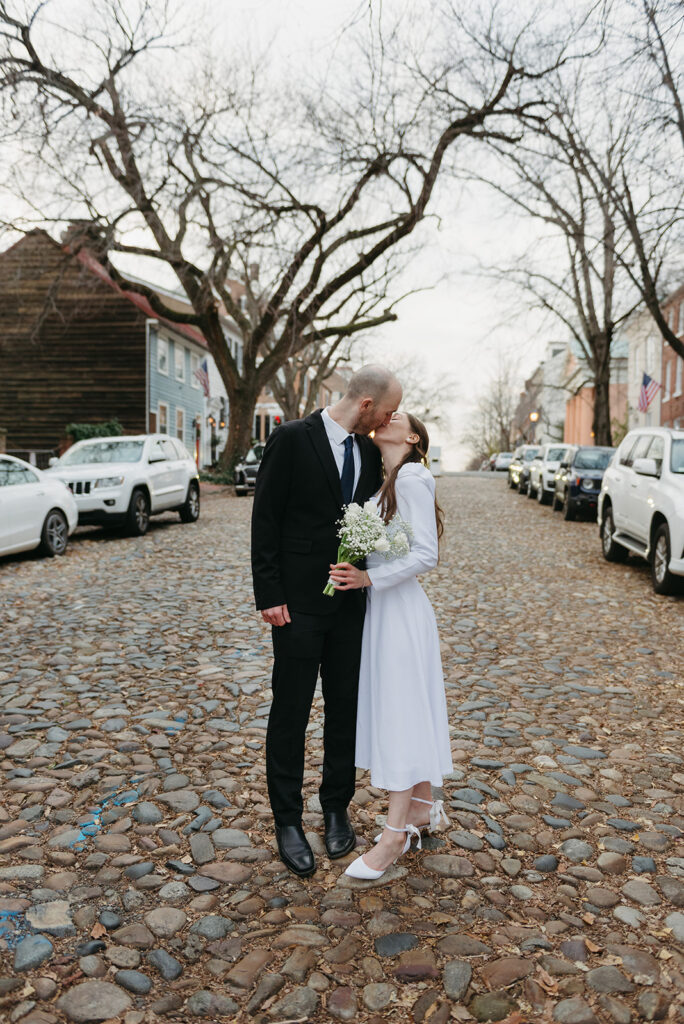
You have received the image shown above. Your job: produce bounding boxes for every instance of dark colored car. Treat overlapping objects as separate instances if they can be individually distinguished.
[552,446,615,520]
[234,444,264,496]
[508,445,541,493]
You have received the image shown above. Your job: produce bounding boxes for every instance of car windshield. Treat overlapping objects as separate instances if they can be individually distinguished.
[547,448,567,461]
[244,447,263,465]
[60,440,145,465]
[523,449,540,461]
[574,448,613,470]
[671,439,684,473]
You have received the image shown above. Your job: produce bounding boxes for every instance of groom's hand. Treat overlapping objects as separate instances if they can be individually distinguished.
[261,604,291,627]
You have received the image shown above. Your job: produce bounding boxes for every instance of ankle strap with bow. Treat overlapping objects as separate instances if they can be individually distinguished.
[385,823,423,850]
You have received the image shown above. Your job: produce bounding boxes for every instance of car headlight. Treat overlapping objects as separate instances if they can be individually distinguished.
[94,476,124,489]
[581,478,595,489]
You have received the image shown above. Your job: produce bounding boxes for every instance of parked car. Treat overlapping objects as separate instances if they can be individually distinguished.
[493,452,513,472]
[528,444,575,504]
[552,446,615,520]
[598,426,684,595]
[234,444,264,496]
[0,454,78,559]
[508,445,541,493]
[46,434,200,535]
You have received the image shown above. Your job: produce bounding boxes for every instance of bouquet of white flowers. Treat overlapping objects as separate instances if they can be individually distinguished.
[323,501,413,596]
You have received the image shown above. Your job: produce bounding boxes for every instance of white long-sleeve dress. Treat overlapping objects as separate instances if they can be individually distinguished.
[355,462,453,791]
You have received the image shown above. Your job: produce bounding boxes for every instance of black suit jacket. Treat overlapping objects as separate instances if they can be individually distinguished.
[251,410,384,615]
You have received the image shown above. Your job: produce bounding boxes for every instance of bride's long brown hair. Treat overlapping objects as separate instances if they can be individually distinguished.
[378,413,444,539]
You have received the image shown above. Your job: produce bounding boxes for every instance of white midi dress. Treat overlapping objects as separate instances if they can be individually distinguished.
[355,462,453,791]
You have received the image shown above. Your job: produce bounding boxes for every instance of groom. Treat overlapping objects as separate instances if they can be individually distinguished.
[251,365,402,876]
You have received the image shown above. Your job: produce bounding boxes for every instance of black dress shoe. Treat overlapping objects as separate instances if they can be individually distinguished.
[323,809,356,859]
[275,824,316,877]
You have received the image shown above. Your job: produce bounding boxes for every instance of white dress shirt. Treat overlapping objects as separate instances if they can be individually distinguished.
[321,407,361,496]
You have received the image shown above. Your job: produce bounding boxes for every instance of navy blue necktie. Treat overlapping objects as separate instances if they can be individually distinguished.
[341,435,355,505]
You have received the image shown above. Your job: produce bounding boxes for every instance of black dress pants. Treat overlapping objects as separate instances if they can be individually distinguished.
[266,596,365,826]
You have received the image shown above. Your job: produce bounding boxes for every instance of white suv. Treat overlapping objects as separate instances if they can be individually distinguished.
[598,427,684,595]
[46,434,200,535]
[528,443,574,505]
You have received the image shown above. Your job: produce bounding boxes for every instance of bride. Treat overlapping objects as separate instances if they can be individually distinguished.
[328,412,453,879]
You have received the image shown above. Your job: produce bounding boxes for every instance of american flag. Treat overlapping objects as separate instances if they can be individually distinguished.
[638,372,661,413]
[194,358,210,397]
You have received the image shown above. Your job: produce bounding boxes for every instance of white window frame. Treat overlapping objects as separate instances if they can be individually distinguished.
[664,360,672,400]
[677,304,684,336]
[175,344,185,382]
[157,337,169,376]
[176,406,185,442]
[675,357,683,398]
[158,401,169,434]
[191,352,200,389]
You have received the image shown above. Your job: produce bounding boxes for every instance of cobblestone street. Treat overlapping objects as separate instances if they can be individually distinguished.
[1,475,683,1024]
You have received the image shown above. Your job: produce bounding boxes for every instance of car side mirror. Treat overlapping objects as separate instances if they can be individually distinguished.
[48,456,59,467]
[633,457,658,477]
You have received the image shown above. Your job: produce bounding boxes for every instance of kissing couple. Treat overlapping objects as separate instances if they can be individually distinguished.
[251,365,452,880]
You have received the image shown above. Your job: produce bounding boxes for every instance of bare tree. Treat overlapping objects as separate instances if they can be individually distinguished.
[462,354,519,462]
[472,63,644,445]
[270,334,355,423]
[603,0,684,360]
[0,0,585,467]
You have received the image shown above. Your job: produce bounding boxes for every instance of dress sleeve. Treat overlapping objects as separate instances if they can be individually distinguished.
[366,465,438,592]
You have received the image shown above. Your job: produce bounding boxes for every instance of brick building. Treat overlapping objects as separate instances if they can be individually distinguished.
[660,285,684,429]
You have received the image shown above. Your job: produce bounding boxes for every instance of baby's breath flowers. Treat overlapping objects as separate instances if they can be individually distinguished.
[323,503,413,596]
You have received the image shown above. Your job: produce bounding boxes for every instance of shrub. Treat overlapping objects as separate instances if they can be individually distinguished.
[65,418,124,442]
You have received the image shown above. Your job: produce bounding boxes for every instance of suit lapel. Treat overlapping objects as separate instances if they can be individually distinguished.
[306,410,343,505]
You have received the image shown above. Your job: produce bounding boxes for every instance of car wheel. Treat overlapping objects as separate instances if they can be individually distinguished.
[39,508,69,556]
[562,491,576,520]
[179,481,200,523]
[601,506,629,562]
[517,478,526,494]
[527,480,536,499]
[127,488,150,536]
[507,475,515,489]
[537,484,548,505]
[552,490,561,511]
[651,522,679,595]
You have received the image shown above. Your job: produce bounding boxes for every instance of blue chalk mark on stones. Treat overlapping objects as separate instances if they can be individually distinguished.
[0,909,30,949]
[66,783,141,848]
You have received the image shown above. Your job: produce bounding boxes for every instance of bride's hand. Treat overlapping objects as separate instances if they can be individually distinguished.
[328,562,369,590]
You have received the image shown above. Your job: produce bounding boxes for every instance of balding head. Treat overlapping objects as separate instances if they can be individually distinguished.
[327,363,402,435]
[346,365,400,403]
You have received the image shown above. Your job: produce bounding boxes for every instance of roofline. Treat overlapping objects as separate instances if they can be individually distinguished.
[662,281,684,307]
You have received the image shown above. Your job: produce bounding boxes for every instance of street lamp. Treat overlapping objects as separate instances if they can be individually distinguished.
[529,411,540,423]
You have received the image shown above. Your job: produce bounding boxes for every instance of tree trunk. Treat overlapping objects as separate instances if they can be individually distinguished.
[592,336,613,446]
[218,384,259,471]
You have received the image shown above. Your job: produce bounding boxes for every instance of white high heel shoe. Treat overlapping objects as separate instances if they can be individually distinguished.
[373,797,450,846]
[344,823,422,880]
